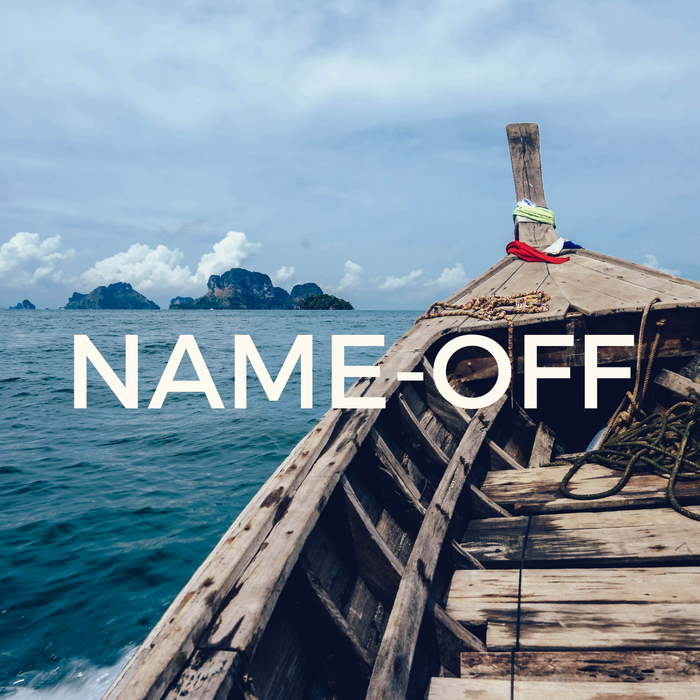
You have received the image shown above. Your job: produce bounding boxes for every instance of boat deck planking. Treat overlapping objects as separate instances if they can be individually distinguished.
[103,122,700,700]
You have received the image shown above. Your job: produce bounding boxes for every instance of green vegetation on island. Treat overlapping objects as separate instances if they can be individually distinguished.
[298,293,353,310]
[65,282,160,309]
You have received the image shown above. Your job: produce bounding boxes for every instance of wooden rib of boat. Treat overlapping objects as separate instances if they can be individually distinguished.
[103,124,700,700]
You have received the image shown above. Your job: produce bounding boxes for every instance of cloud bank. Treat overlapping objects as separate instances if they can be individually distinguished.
[0,232,75,288]
[80,231,261,292]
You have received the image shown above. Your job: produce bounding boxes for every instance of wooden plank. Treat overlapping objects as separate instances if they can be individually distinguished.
[366,396,506,700]
[494,260,549,299]
[468,484,512,519]
[422,356,471,438]
[578,249,700,291]
[163,650,241,700]
[423,356,523,472]
[549,261,658,316]
[528,422,555,468]
[204,408,380,656]
[506,123,547,206]
[462,505,700,567]
[369,430,485,569]
[398,392,451,476]
[460,650,700,683]
[571,254,700,303]
[567,256,700,312]
[428,677,700,699]
[448,568,700,621]
[680,352,700,381]
[489,441,526,471]
[506,123,559,248]
[655,368,700,401]
[480,463,700,515]
[103,408,342,700]
[487,603,700,651]
[341,475,486,675]
[300,558,374,671]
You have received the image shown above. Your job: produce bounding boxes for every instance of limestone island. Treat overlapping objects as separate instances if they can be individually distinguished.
[9,299,36,309]
[169,268,353,310]
[65,282,160,309]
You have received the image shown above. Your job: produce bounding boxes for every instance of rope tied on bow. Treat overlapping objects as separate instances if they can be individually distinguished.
[415,291,552,392]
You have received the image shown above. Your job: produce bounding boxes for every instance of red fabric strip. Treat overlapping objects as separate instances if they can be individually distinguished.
[506,240,569,264]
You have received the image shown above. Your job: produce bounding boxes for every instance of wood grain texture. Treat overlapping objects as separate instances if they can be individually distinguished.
[461,505,700,567]
[654,368,700,401]
[528,422,555,468]
[446,568,700,651]
[341,474,486,677]
[448,568,700,620]
[460,650,700,683]
[365,396,505,700]
[506,123,560,248]
[301,558,374,671]
[162,650,241,700]
[571,255,700,304]
[398,392,451,477]
[506,123,547,207]
[480,463,700,515]
[486,603,700,651]
[204,408,380,656]
[428,677,700,699]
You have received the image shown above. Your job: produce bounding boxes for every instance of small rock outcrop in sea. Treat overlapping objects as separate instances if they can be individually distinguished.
[65,282,160,310]
[9,299,36,309]
[170,296,195,307]
[298,293,354,310]
[169,269,352,310]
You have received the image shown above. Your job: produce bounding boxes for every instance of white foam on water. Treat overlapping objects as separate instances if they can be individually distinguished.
[2,648,136,700]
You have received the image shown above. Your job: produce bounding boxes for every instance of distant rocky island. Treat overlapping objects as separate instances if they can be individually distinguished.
[9,299,36,309]
[62,268,352,310]
[65,282,160,309]
[169,268,353,310]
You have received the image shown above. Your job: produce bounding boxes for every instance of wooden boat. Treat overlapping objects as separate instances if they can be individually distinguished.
[104,124,700,700]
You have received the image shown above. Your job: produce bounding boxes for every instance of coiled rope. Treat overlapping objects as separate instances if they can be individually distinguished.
[415,291,552,393]
[550,297,700,520]
[557,401,700,520]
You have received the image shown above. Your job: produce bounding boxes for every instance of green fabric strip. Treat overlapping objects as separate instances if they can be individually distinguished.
[512,205,556,228]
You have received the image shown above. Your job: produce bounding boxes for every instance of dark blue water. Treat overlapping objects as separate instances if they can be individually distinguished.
[0,310,418,698]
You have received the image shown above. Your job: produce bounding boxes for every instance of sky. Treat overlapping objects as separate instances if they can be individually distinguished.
[1,0,699,309]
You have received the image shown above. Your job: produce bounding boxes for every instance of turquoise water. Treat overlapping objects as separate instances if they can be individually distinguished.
[0,310,418,697]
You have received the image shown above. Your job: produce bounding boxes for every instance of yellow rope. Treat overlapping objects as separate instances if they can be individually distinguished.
[600,298,665,444]
[415,291,552,392]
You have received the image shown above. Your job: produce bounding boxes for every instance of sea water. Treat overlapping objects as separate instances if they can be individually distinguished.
[0,310,419,698]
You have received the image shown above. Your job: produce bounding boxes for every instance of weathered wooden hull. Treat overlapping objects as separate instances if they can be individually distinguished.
[103,124,700,700]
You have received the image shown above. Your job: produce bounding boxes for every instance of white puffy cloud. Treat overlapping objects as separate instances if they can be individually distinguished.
[643,254,680,277]
[80,231,261,292]
[379,269,424,291]
[273,265,295,284]
[335,260,363,290]
[0,232,75,287]
[424,263,468,289]
[196,231,261,280]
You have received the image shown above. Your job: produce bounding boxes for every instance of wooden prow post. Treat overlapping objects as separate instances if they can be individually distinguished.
[506,123,560,248]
